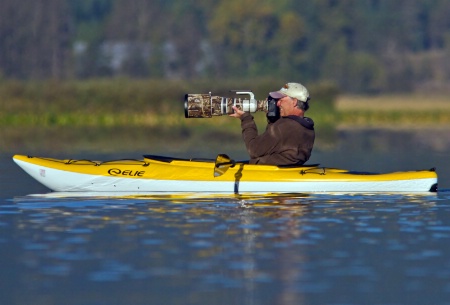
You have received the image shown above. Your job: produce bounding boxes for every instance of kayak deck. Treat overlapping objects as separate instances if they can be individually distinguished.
[12,154,438,194]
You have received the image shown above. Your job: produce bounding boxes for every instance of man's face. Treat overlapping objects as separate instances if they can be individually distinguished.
[276,96,297,116]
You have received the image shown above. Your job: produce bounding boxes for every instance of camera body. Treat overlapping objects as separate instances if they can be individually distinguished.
[266,95,280,123]
[184,91,280,121]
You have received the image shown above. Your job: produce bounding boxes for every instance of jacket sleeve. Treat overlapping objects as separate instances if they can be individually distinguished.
[240,113,280,158]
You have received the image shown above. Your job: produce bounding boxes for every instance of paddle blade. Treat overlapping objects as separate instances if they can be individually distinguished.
[214,154,235,177]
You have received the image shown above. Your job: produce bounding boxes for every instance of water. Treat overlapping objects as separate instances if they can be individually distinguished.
[2,149,450,305]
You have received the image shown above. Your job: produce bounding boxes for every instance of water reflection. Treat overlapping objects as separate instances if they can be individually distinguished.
[2,193,450,304]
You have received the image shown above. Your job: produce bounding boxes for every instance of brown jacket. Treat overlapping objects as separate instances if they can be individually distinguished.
[239,113,315,165]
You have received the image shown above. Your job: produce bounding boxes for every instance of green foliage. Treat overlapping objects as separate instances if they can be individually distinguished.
[0,78,340,153]
[0,78,338,123]
[2,0,450,92]
[69,0,114,42]
[3,78,450,154]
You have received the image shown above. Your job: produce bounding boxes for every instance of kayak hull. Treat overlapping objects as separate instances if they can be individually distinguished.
[13,155,438,194]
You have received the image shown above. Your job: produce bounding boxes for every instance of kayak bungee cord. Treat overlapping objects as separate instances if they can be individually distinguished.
[25,156,149,167]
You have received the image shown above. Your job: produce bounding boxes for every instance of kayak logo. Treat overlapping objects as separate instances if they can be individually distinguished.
[108,168,145,177]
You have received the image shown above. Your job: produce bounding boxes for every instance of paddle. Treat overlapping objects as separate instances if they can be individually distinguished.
[214,154,236,177]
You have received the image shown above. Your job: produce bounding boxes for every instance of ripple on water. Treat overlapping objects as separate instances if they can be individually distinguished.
[1,193,450,304]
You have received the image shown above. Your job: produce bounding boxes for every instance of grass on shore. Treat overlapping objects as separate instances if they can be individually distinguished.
[337,94,450,111]
[1,79,450,154]
[337,93,450,128]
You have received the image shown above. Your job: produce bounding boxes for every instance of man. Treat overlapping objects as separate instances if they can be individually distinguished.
[229,82,315,165]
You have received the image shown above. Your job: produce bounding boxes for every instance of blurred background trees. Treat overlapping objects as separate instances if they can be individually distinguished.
[1,0,450,93]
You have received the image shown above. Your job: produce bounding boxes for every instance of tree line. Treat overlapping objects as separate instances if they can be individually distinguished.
[1,0,450,92]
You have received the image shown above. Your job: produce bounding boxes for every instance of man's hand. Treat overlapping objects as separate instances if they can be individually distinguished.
[229,106,245,118]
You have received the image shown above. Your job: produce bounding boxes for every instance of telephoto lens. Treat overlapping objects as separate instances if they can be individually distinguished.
[184,91,268,118]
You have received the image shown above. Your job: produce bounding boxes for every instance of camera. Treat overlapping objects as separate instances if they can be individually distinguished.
[266,95,280,123]
[184,91,280,122]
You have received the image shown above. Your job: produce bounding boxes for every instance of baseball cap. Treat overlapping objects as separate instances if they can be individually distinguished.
[269,82,310,102]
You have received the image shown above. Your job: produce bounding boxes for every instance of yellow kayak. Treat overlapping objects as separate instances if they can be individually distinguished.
[13,154,438,194]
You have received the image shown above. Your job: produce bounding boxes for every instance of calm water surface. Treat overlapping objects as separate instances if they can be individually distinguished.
[1,150,450,305]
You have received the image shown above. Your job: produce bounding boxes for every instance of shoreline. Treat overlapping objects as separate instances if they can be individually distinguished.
[2,125,449,156]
